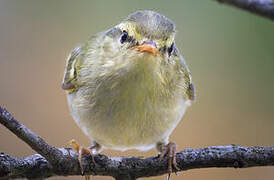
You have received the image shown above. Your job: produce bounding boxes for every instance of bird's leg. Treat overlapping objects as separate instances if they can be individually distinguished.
[157,142,180,180]
[70,139,101,180]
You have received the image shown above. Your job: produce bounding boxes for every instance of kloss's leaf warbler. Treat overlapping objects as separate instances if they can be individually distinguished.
[62,10,196,179]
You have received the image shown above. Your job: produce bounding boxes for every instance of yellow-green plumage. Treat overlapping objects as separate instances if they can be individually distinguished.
[63,10,195,152]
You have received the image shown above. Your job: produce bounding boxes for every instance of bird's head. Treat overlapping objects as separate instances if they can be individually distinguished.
[104,10,176,59]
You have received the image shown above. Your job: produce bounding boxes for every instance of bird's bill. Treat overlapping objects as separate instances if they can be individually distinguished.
[133,41,160,56]
[135,45,159,56]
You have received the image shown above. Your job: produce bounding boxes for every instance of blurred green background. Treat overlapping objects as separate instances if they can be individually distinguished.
[0,0,274,180]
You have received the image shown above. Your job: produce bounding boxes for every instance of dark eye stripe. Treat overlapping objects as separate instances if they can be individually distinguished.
[167,42,174,56]
[120,30,128,43]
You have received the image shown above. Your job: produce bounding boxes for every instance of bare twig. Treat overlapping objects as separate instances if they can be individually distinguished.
[1,106,274,180]
[0,106,79,174]
[216,0,274,20]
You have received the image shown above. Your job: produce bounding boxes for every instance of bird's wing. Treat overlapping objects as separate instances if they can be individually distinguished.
[179,55,196,101]
[62,45,84,93]
[61,31,109,93]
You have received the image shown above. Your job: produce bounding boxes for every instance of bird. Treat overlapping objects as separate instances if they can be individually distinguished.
[62,10,195,179]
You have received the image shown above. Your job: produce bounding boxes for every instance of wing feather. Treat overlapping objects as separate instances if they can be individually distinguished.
[62,46,83,93]
[179,55,196,101]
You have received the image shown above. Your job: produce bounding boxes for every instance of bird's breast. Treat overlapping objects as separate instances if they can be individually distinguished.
[68,54,189,150]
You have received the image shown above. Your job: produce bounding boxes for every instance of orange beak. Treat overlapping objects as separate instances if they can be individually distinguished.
[133,41,159,56]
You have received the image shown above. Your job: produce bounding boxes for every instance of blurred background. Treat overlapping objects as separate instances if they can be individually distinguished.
[0,0,274,180]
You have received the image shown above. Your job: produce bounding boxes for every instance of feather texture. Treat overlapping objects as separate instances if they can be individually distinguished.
[63,10,195,151]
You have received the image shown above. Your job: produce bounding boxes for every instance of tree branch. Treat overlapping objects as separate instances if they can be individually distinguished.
[0,106,79,174]
[1,106,274,180]
[216,0,274,20]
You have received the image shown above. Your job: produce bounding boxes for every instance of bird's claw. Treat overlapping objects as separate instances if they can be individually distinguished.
[159,142,180,180]
[69,139,96,179]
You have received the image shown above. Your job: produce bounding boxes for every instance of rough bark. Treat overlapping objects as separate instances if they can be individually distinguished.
[1,106,274,180]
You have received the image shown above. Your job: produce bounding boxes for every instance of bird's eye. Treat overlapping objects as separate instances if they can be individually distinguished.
[120,30,128,44]
[167,42,174,56]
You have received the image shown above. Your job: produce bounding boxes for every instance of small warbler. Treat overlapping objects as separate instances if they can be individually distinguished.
[62,10,195,178]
